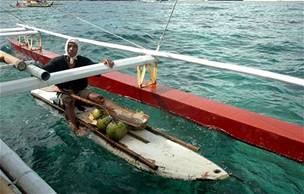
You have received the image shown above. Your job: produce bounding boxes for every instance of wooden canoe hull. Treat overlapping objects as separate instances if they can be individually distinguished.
[31,89,229,181]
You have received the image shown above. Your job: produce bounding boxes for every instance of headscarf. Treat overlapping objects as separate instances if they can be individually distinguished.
[64,38,80,64]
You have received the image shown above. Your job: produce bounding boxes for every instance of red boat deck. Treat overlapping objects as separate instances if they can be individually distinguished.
[9,39,304,163]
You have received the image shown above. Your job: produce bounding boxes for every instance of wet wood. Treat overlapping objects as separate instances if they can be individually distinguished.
[145,126,200,152]
[41,86,149,128]
[79,120,158,170]
[0,50,26,71]
[128,131,150,144]
[68,93,149,128]
[32,92,158,170]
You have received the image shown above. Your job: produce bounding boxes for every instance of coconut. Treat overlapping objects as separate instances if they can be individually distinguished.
[96,116,112,132]
[91,108,102,119]
[106,121,128,141]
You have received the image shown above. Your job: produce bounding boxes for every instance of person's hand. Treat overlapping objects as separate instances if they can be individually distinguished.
[61,89,74,95]
[101,58,114,68]
[0,56,4,62]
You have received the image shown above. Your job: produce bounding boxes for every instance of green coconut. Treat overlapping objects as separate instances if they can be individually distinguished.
[106,121,128,141]
[96,116,112,132]
[92,108,103,119]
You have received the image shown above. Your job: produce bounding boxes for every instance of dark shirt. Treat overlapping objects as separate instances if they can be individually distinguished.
[43,55,94,92]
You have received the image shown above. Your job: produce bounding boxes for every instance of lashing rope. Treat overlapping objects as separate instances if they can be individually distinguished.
[137,63,158,88]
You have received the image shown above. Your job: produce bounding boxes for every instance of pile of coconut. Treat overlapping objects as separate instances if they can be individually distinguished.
[89,108,129,141]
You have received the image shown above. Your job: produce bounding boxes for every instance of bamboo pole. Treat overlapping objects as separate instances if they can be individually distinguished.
[128,131,150,144]
[0,27,26,33]
[66,93,149,128]
[0,50,50,80]
[0,50,26,70]
[145,125,200,152]
[81,121,158,170]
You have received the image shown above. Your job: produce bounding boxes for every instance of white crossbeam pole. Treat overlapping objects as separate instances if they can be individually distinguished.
[0,55,155,97]
[0,27,26,33]
[0,30,38,37]
[17,23,304,87]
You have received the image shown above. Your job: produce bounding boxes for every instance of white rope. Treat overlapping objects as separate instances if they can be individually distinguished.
[0,7,28,24]
[156,0,179,51]
[51,6,146,49]
[16,24,304,87]
[1,6,144,50]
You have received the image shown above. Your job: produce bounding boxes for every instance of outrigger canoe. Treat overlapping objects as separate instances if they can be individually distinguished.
[30,88,229,181]
[16,1,54,8]
[1,25,303,163]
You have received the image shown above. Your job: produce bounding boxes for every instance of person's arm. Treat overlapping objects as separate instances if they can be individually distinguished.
[43,56,62,73]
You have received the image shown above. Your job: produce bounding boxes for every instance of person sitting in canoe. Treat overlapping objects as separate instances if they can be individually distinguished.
[43,38,114,136]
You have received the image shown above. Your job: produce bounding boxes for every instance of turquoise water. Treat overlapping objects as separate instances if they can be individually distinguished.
[1,1,303,193]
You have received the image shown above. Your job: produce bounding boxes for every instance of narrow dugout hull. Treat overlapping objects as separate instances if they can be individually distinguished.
[31,88,229,181]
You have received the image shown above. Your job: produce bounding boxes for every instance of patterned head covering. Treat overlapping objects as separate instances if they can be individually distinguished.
[64,38,80,64]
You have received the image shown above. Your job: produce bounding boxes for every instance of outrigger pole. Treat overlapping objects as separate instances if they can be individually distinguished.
[0,28,38,36]
[0,50,50,80]
[0,55,155,96]
[16,23,304,87]
[0,27,27,32]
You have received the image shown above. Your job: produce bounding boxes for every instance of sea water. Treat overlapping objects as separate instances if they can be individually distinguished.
[0,1,303,194]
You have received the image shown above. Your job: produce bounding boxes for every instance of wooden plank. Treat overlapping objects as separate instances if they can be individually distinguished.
[128,131,150,144]
[80,121,158,170]
[0,50,26,70]
[145,126,200,152]
[67,93,149,128]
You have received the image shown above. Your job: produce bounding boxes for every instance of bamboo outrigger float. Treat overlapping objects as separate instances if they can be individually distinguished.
[0,25,303,164]
[0,139,57,194]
